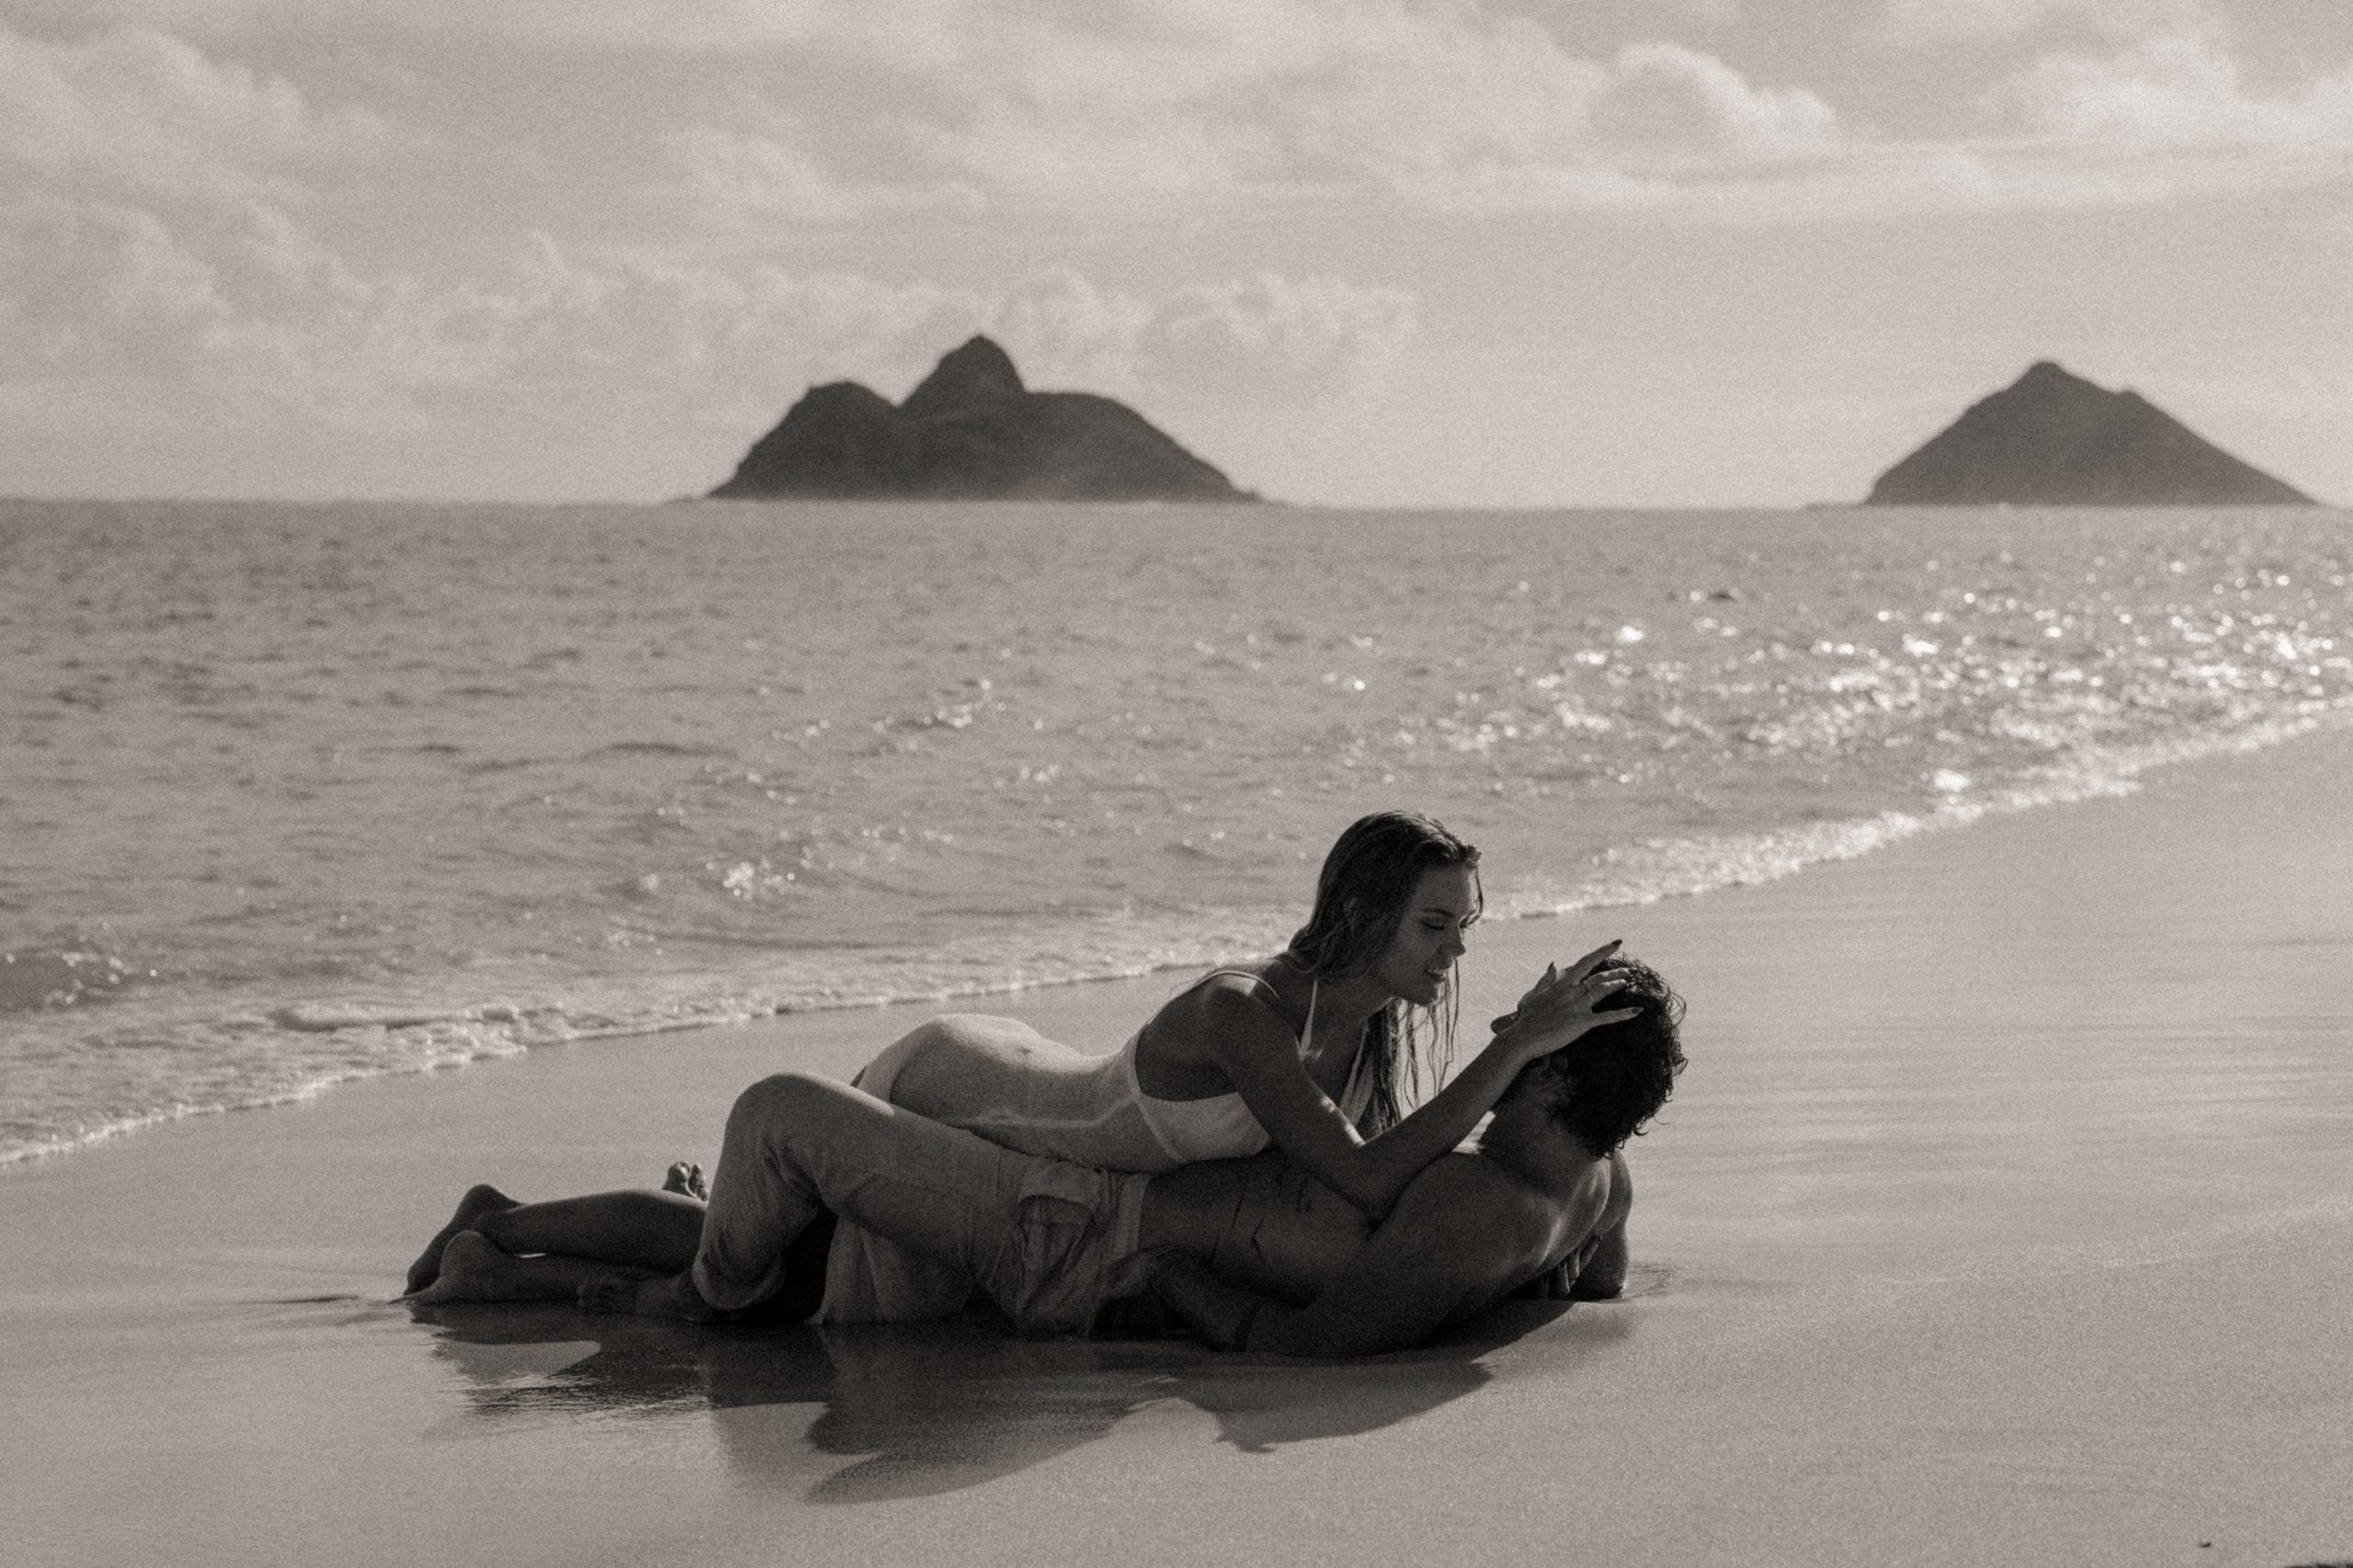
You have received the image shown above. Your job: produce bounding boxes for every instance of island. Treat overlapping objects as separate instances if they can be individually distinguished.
[708,335,1256,502]
[1864,360,2313,506]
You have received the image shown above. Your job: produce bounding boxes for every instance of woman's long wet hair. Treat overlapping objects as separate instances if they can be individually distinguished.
[1284,811,1482,1134]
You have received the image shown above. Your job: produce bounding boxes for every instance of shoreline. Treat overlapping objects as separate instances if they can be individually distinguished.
[9,704,2346,1176]
[4,723,2349,1566]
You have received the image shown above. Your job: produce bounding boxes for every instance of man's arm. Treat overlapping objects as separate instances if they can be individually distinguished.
[1153,1158,1590,1357]
[1514,1151,1632,1301]
[1143,1252,1269,1351]
[1565,1220,1628,1300]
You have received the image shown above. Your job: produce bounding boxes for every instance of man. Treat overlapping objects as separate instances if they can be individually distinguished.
[409,959,1684,1358]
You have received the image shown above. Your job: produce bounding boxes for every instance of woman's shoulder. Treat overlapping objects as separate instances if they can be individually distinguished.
[1155,957,1308,1036]
[1192,956,1308,1007]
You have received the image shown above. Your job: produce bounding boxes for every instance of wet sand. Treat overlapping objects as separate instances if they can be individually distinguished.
[4,724,2350,1567]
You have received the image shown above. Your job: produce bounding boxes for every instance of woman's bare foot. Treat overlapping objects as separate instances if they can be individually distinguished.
[661,1162,708,1200]
[578,1269,728,1323]
[405,1185,520,1295]
[404,1232,520,1305]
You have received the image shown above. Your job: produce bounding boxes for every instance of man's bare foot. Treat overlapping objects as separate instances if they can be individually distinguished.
[404,1232,519,1305]
[661,1162,708,1200]
[405,1185,520,1295]
[578,1269,728,1323]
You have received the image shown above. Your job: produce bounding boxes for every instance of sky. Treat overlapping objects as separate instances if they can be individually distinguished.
[1,0,2347,507]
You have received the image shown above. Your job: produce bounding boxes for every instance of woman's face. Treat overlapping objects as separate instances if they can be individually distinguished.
[1369,862,1479,1006]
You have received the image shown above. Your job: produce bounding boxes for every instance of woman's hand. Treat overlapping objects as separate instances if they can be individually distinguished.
[1488,940,1642,1063]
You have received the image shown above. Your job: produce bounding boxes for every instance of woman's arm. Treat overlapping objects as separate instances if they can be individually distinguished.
[1197,944,1636,1219]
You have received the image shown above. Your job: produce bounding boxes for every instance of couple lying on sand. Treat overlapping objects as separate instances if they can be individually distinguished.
[404,812,1687,1357]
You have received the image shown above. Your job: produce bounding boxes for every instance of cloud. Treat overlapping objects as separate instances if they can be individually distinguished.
[0,18,431,422]
[1135,273,1420,398]
[56,2,2305,231]
[1593,41,1839,163]
[976,271,1154,393]
[0,23,432,429]
[0,22,389,203]
[0,137,1418,456]
[0,199,482,429]
[949,267,1421,405]
[7,0,2347,370]
[61,0,1824,215]
[665,124,983,224]
[1877,0,2204,48]
[519,249,983,428]
[0,188,225,373]
[652,6,1847,214]
[1981,31,2353,152]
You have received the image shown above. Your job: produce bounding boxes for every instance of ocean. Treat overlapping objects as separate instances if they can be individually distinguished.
[3,497,2346,1165]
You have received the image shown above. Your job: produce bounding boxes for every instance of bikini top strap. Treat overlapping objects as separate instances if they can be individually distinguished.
[1290,971,1372,1114]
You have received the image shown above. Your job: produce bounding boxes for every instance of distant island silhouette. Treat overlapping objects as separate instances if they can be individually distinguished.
[1866,360,2313,506]
[709,335,1256,502]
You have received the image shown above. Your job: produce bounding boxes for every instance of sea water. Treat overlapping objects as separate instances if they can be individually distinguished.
[3,498,2347,1164]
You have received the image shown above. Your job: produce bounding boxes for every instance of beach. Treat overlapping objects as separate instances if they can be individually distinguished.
[9,3,2352,1561]
[6,716,2347,1567]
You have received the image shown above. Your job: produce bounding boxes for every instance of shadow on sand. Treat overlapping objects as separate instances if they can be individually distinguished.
[407,1297,1625,1502]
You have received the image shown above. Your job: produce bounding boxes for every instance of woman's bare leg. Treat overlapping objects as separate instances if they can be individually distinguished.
[405,1185,521,1295]
[406,1233,659,1306]
[480,1189,707,1269]
[405,1187,706,1298]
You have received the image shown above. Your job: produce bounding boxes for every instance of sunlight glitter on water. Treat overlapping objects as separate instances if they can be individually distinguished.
[3,499,2347,1161]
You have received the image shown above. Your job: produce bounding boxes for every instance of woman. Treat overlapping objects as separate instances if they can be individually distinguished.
[849,810,1631,1219]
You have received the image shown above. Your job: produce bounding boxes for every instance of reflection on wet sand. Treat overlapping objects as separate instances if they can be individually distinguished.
[412,1298,1605,1502]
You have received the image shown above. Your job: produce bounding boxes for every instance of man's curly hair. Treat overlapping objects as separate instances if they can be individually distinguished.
[1545,954,1686,1153]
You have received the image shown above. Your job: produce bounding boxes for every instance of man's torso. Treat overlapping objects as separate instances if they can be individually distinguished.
[1141,1153,1370,1301]
[1140,1148,1605,1314]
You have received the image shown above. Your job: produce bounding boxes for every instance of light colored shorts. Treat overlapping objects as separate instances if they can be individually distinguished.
[687,1065,1151,1336]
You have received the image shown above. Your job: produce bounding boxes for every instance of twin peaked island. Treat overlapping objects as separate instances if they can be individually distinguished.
[709,335,1254,503]
[705,341,2314,506]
